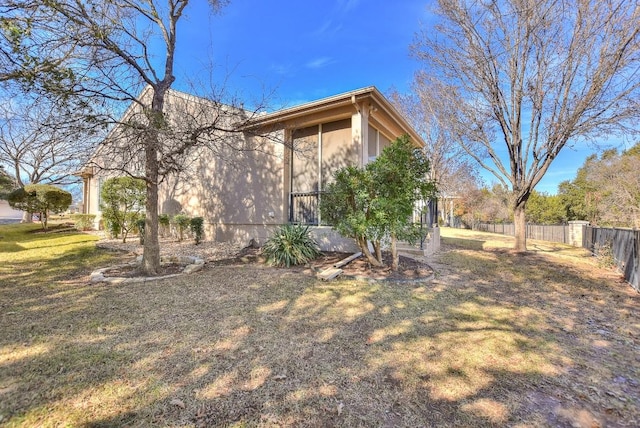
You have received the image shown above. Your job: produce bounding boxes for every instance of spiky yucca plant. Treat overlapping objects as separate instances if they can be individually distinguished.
[261,224,321,267]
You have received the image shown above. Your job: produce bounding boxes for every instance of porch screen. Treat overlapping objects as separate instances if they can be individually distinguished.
[321,119,354,187]
[291,125,319,192]
[367,125,393,161]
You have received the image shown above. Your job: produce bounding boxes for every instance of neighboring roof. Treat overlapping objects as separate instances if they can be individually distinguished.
[245,86,426,147]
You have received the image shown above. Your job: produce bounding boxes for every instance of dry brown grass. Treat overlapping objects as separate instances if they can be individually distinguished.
[1,225,638,427]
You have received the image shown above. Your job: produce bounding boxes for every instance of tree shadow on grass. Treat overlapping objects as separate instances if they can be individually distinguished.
[1,246,638,427]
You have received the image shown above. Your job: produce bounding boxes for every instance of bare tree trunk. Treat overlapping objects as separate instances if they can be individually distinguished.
[141,81,172,276]
[513,202,527,252]
[390,232,399,271]
[413,0,640,252]
[20,211,31,223]
[143,140,161,275]
[358,236,383,267]
[373,241,383,264]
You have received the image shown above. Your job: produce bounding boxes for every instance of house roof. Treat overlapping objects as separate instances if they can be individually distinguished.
[79,85,426,178]
[246,86,426,147]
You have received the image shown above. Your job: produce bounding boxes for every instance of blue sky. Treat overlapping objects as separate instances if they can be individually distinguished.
[174,0,429,104]
[168,0,608,195]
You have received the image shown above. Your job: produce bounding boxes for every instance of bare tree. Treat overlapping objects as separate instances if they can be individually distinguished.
[6,0,240,275]
[461,185,513,226]
[413,0,640,251]
[0,98,94,188]
[389,86,481,224]
[0,96,100,220]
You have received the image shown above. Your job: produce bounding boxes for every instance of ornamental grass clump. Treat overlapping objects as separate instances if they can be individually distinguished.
[261,224,321,267]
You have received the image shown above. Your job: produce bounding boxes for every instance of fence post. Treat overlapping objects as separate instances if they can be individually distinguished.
[634,229,640,292]
[568,221,589,247]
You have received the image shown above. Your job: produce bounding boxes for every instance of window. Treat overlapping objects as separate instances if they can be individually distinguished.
[368,124,378,162]
[367,125,393,162]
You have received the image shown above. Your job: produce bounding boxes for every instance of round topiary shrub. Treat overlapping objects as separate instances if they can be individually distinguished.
[261,224,321,267]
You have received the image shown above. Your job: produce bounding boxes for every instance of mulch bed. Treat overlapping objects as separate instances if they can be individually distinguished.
[102,263,185,278]
[95,244,433,282]
[214,247,434,282]
[311,251,433,281]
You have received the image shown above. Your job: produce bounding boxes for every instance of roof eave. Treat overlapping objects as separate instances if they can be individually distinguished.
[245,86,426,148]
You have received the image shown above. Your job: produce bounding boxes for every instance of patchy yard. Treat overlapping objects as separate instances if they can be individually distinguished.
[0,225,638,427]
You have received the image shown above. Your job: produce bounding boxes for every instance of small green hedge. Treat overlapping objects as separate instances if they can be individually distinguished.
[71,214,96,231]
[172,214,191,241]
[190,217,204,245]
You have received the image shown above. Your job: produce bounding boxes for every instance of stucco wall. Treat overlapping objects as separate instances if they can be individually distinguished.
[159,131,287,226]
[321,119,355,186]
[0,200,22,219]
[202,222,359,252]
[82,87,423,248]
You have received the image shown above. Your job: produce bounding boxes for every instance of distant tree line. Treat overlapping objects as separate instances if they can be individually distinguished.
[449,143,640,229]
[558,144,640,229]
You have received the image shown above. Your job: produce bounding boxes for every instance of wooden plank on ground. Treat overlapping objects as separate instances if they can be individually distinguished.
[333,252,362,268]
[317,267,343,281]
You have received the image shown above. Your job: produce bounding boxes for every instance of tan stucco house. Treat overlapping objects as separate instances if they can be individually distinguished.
[79,86,427,250]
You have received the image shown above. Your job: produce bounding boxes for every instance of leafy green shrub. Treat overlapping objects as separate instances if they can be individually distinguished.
[189,216,204,245]
[261,224,321,267]
[173,214,191,241]
[104,217,121,239]
[136,217,146,245]
[159,214,170,237]
[70,214,96,231]
[320,135,436,270]
[8,184,72,230]
[99,177,145,242]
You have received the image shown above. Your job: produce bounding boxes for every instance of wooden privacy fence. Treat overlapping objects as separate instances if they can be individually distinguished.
[583,226,639,292]
[475,223,570,243]
[472,222,639,292]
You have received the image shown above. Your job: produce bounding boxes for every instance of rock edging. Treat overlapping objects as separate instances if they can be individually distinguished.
[90,255,205,284]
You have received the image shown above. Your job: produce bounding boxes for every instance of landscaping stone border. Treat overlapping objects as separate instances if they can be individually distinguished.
[90,255,205,284]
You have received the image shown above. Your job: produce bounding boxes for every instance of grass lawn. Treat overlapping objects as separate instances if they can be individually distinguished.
[0,224,638,427]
